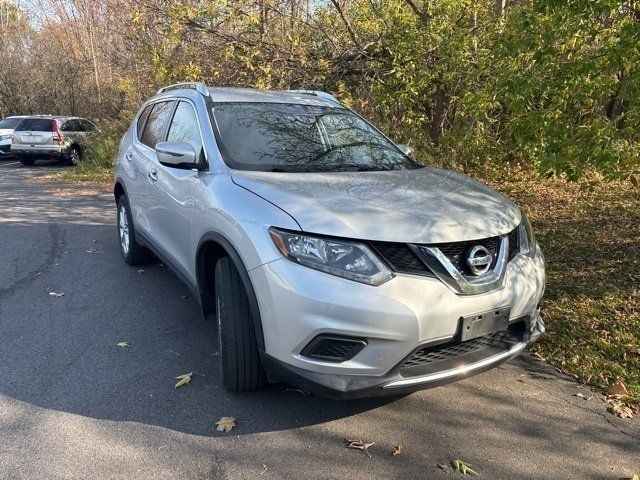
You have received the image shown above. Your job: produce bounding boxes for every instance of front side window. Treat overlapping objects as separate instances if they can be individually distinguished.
[140,101,174,149]
[0,118,21,129]
[61,120,82,132]
[80,119,96,132]
[167,101,203,161]
[211,103,421,172]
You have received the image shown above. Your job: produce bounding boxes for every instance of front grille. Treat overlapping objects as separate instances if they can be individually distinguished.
[399,321,526,377]
[369,242,432,276]
[435,236,500,275]
[371,227,520,278]
[301,335,367,362]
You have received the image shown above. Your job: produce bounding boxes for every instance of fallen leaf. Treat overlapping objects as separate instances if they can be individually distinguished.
[345,439,375,457]
[85,248,103,254]
[392,445,404,456]
[36,272,43,277]
[438,464,448,470]
[451,459,479,476]
[574,392,584,398]
[533,352,544,360]
[174,372,193,388]
[137,269,145,273]
[216,416,236,432]
[212,351,220,357]
[629,475,639,480]
[608,380,629,397]
[608,403,634,419]
[117,342,130,349]
[260,464,268,475]
[49,291,64,297]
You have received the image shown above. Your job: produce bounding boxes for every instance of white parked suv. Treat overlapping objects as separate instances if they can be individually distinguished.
[114,82,546,398]
[0,116,27,157]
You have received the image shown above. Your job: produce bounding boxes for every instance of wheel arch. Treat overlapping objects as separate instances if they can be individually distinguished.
[113,178,127,203]
[196,232,266,352]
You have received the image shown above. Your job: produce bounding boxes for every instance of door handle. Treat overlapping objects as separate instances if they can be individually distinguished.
[148,169,158,182]
[125,153,133,162]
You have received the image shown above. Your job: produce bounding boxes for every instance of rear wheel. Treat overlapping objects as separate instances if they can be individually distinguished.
[214,256,266,392]
[117,196,148,265]
[19,157,35,166]
[66,146,81,166]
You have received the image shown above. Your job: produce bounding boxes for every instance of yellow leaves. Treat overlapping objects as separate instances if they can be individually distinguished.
[451,459,479,476]
[174,372,193,388]
[391,445,404,456]
[216,416,236,432]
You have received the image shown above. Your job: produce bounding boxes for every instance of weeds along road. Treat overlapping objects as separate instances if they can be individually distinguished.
[0,160,638,480]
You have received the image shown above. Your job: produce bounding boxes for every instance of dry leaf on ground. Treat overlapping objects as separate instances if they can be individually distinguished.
[608,380,629,397]
[345,439,375,457]
[608,402,634,419]
[137,269,145,273]
[216,416,236,432]
[85,248,103,254]
[117,342,130,349]
[392,445,404,456]
[174,372,193,388]
[49,292,64,297]
[451,459,479,476]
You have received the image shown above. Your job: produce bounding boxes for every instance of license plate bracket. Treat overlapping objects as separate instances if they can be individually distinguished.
[458,306,510,341]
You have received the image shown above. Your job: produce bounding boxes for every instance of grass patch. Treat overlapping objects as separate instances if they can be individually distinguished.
[489,171,640,406]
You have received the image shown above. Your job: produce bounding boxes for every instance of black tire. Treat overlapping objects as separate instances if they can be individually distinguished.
[66,146,81,166]
[20,157,35,166]
[116,195,148,265]
[214,256,266,392]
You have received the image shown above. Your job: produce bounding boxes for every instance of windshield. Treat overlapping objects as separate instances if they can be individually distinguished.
[211,103,421,172]
[0,118,21,129]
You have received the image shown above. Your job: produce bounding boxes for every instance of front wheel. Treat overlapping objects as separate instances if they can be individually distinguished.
[117,196,148,265]
[214,256,266,392]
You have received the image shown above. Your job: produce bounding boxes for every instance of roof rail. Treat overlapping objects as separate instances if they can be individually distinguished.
[286,89,340,104]
[157,82,210,97]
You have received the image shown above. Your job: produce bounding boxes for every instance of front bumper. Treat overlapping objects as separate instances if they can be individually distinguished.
[250,245,546,398]
[263,312,544,398]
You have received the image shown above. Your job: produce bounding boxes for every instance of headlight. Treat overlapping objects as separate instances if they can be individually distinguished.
[518,210,537,257]
[269,228,394,286]
[0,134,11,141]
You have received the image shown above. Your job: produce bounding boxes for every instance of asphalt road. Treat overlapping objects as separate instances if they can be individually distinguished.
[0,159,638,480]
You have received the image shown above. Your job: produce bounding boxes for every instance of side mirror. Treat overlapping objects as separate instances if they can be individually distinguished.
[397,144,415,158]
[155,141,197,169]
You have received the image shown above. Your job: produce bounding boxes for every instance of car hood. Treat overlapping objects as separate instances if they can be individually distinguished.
[232,168,521,243]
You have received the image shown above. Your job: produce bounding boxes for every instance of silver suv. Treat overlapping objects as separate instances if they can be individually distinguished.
[11,115,96,165]
[114,83,546,398]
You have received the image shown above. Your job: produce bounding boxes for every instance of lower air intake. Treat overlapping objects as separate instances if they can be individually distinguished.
[301,335,367,362]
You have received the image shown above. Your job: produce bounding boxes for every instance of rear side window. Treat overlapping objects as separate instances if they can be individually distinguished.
[15,118,55,132]
[140,102,174,148]
[136,105,153,141]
